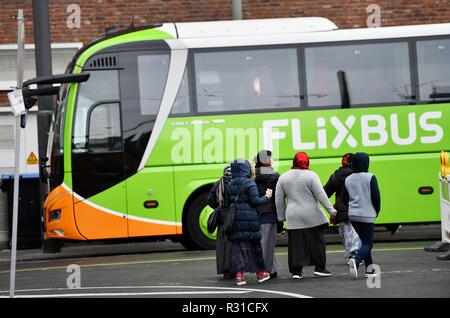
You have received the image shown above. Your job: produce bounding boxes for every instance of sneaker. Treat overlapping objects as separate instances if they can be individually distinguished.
[236,273,246,286]
[256,271,271,283]
[292,273,303,279]
[314,269,332,277]
[348,258,358,279]
[270,272,278,279]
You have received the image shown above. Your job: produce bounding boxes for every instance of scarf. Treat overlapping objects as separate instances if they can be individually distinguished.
[292,152,310,170]
[216,165,232,207]
[341,153,354,167]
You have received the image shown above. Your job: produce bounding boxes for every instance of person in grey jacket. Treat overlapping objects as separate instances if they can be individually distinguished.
[254,150,281,279]
[341,152,381,279]
[275,152,337,279]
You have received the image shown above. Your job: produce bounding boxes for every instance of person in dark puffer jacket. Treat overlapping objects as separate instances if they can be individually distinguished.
[225,159,272,286]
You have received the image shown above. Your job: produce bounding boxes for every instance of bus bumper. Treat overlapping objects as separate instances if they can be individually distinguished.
[44,184,86,240]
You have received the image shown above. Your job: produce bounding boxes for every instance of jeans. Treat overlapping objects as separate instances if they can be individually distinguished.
[350,221,374,269]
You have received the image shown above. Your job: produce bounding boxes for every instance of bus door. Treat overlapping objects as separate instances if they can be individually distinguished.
[71,64,128,239]
[118,48,179,238]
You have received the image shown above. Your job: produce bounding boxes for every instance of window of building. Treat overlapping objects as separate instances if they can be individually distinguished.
[0,43,82,91]
[0,124,14,150]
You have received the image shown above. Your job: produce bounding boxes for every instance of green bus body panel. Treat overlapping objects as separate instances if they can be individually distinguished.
[149,104,450,166]
[126,166,176,224]
[82,180,127,213]
[146,103,449,225]
[173,164,227,219]
[168,153,441,226]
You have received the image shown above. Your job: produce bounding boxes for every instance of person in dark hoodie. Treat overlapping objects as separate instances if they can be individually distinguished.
[254,150,281,278]
[324,153,361,261]
[341,152,381,279]
[225,159,272,286]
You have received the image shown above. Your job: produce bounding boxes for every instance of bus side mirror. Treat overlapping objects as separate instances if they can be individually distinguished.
[20,73,91,108]
[22,73,90,87]
[22,86,59,109]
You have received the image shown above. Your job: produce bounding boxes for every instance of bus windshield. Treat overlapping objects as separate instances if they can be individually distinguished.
[49,84,68,190]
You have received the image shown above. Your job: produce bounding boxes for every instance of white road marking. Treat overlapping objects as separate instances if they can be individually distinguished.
[0,285,312,298]
[0,291,249,298]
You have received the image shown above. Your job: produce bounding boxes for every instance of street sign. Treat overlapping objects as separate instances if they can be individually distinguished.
[26,152,39,165]
[7,89,26,116]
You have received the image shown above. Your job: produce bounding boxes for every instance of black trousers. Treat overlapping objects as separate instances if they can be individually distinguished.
[351,221,374,269]
[287,225,327,275]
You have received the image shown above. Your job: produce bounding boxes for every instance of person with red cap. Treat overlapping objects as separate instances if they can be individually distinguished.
[275,152,337,279]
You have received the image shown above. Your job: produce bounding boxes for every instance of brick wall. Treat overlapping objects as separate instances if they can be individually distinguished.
[1,0,450,106]
[1,0,449,45]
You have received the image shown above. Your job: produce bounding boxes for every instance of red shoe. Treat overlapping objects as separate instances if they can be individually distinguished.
[236,272,246,286]
[256,271,270,283]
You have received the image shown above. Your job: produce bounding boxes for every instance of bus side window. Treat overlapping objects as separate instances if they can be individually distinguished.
[87,102,122,153]
[73,70,120,152]
[170,68,191,115]
[194,47,300,113]
[416,38,450,102]
[304,41,412,108]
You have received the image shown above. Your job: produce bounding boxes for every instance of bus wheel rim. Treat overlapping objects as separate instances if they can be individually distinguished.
[198,206,217,240]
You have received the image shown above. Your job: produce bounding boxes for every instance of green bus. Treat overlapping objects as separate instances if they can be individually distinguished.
[43,17,450,249]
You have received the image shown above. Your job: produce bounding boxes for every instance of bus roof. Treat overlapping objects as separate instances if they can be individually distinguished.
[162,21,450,48]
[159,17,338,39]
[70,18,450,71]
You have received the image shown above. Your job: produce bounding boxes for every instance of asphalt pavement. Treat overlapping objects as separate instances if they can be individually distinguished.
[0,224,449,299]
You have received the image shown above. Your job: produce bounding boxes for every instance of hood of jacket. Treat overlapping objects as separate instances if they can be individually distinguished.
[352,152,370,173]
[231,160,252,178]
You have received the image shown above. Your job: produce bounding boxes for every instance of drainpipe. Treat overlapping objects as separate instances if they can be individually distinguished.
[232,0,243,20]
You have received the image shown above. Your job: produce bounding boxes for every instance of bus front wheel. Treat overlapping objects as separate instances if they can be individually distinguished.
[181,191,216,250]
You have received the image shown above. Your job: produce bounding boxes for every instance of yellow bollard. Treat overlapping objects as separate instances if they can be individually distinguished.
[441,151,450,178]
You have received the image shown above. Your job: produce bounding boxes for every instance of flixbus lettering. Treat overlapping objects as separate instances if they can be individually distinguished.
[263,111,443,151]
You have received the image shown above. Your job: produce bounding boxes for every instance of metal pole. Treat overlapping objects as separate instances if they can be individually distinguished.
[232,0,243,20]
[32,0,58,253]
[10,9,25,298]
